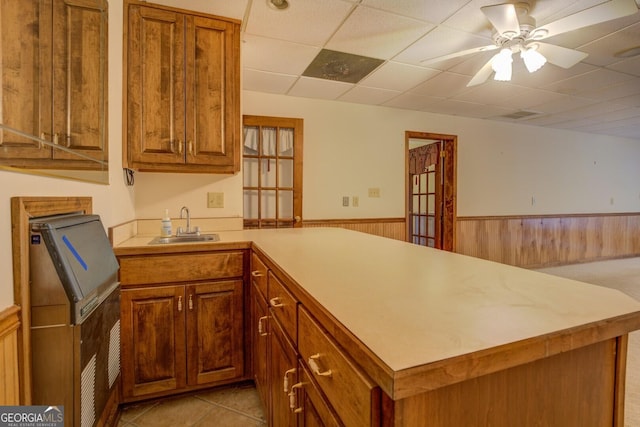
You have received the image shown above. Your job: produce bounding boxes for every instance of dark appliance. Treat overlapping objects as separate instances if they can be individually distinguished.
[29,213,120,427]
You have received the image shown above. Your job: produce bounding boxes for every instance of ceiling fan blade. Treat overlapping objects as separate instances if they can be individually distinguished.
[481,3,521,36]
[421,45,497,65]
[531,0,639,40]
[467,55,497,87]
[534,43,588,68]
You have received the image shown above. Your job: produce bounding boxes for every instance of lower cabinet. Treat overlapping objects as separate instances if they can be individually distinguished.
[250,251,380,426]
[121,279,244,400]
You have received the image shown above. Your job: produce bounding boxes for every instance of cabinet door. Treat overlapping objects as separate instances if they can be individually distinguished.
[270,317,298,427]
[184,15,239,171]
[127,4,185,165]
[52,0,107,162]
[121,286,186,398]
[251,282,269,412]
[297,363,343,427]
[186,280,244,385]
[0,0,52,160]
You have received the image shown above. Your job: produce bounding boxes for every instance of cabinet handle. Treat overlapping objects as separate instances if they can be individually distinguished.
[308,354,332,377]
[177,140,183,154]
[283,368,296,393]
[188,294,193,311]
[251,270,265,277]
[188,140,193,155]
[269,297,284,308]
[288,382,304,412]
[258,316,268,336]
[177,296,183,312]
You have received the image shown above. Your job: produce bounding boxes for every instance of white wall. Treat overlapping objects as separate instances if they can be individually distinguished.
[243,91,640,218]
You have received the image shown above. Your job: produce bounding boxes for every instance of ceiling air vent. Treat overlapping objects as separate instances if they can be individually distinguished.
[498,110,541,120]
[302,49,384,84]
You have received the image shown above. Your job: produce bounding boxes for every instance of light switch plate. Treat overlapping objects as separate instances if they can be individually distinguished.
[207,192,224,208]
[368,188,380,198]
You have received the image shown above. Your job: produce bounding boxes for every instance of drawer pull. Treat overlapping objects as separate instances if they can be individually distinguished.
[283,368,296,393]
[258,316,268,336]
[270,297,284,308]
[177,296,183,312]
[188,294,194,311]
[251,270,265,277]
[289,382,304,411]
[308,354,332,377]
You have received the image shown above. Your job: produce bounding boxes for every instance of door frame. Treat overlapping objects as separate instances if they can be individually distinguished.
[405,131,457,251]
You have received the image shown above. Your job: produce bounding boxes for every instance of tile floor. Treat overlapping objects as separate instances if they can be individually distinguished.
[117,383,266,427]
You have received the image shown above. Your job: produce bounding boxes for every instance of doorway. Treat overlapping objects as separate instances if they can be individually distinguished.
[406,131,456,251]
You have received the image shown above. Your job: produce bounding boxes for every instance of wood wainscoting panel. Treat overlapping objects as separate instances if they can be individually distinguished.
[0,305,21,404]
[303,218,406,241]
[456,213,640,268]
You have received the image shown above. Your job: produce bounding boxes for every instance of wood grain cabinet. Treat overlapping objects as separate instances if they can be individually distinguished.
[124,0,240,173]
[250,251,380,426]
[0,0,108,169]
[118,251,246,401]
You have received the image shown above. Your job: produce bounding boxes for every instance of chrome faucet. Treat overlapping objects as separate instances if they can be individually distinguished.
[177,206,200,236]
[180,206,191,233]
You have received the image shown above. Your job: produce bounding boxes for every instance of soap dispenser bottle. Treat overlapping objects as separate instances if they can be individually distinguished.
[161,209,173,237]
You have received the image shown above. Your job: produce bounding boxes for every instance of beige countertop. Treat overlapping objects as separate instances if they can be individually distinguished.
[114,227,640,381]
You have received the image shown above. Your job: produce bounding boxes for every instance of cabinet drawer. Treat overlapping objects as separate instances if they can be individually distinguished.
[250,253,268,300]
[268,272,297,345]
[298,307,379,427]
[119,251,244,285]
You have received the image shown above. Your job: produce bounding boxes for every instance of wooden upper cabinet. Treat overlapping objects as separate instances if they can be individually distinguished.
[124,0,240,173]
[0,0,108,168]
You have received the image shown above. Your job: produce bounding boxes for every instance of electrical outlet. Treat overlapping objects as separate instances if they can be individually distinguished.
[368,188,380,198]
[352,196,359,207]
[207,192,224,208]
[342,196,349,207]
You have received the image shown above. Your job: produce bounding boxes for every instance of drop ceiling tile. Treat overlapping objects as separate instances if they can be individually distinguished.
[542,68,635,95]
[440,0,503,38]
[243,69,298,94]
[551,101,629,121]
[242,35,320,75]
[614,92,640,107]
[394,26,492,66]
[453,82,543,110]
[361,0,469,24]
[422,99,512,118]
[244,0,355,46]
[288,76,354,99]
[408,72,474,98]
[509,62,598,89]
[527,94,599,115]
[382,93,442,110]
[607,55,640,77]
[578,78,640,102]
[326,6,432,59]
[338,86,401,105]
[359,62,440,91]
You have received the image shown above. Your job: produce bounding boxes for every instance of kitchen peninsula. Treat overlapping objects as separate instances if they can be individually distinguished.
[114,227,640,426]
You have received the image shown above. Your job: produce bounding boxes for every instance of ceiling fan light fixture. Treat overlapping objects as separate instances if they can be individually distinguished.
[521,45,547,73]
[492,48,513,81]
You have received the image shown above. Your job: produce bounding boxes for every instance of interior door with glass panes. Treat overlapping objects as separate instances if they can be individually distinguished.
[409,140,442,248]
[243,116,303,229]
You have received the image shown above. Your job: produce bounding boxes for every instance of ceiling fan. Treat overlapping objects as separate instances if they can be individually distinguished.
[422,0,639,87]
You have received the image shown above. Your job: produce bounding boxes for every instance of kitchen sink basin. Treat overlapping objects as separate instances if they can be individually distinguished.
[149,234,220,244]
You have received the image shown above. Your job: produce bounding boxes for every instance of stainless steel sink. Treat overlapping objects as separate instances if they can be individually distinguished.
[149,234,220,244]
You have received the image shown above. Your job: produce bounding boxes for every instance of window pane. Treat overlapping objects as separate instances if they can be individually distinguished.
[261,127,277,156]
[412,195,419,214]
[428,171,435,193]
[427,194,435,214]
[262,159,276,187]
[419,173,427,193]
[261,190,276,219]
[243,158,259,187]
[428,217,435,236]
[279,128,294,156]
[279,190,293,219]
[278,159,293,187]
[420,195,427,213]
[243,190,258,219]
[243,126,259,155]
[412,175,419,194]
[427,238,435,247]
